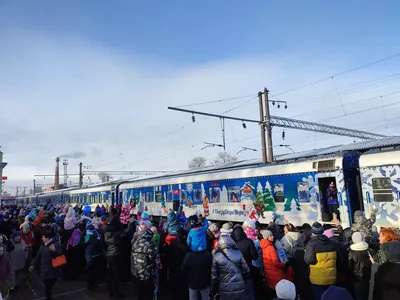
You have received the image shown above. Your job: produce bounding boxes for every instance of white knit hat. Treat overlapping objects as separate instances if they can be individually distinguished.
[276,279,296,300]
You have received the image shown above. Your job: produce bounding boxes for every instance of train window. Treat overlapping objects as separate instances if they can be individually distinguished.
[145,192,153,203]
[372,177,393,202]
[166,191,174,202]
[273,184,285,202]
[155,191,163,202]
[297,182,310,202]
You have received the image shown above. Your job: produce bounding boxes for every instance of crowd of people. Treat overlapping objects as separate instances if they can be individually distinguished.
[0,200,399,300]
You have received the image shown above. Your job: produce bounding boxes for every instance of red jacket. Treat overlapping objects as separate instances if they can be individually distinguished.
[260,239,285,290]
[20,230,34,247]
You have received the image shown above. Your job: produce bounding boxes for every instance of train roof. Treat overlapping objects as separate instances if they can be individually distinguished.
[118,136,400,187]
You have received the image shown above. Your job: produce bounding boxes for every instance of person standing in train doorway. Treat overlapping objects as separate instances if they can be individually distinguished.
[326,182,340,221]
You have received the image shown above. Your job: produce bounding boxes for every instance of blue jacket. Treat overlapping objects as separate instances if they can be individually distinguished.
[252,239,263,269]
[167,204,183,236]
[187,218,209,252]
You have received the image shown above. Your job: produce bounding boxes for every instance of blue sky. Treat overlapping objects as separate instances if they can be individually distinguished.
[1,1,400,190]
[2,1,399,64]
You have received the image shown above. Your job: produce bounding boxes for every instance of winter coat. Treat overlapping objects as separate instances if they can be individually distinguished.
[167,205,183,236]
[252,239,263,269]
[280,231,300,258]
[104,231,122,257]
[351,211,376,243]
[32,238,62,280]
[206,230,215,252]
[10,240,27,271]
[292,247,313,300]
[0,255,10,281]
[85,232,103,264]
[348,244,373,282]
[211,235,250,300]
[260,239,285,290]
[181,250,212,289]
[372,262,400,300]
[373,242,389,265]
[231,226,258,269]
[131,229,159,281]
[304,235,342,286]
[187,218,209,252]
[20,230,34,247]
[100,207,106,216]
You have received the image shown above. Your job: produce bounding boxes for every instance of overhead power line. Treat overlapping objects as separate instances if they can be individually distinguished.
[175,93,257,108]
[274,51,400,96]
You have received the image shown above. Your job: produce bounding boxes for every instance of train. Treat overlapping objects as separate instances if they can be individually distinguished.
[12,137,400,229]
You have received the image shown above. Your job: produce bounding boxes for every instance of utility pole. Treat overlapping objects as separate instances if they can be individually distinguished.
[16,186,18,197]
[264,88,274,163]
[33,180,36,194]
[79,162,83,188]
[258,91,267,163]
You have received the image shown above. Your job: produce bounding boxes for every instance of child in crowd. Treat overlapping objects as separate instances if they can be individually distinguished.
[165,200,183,245]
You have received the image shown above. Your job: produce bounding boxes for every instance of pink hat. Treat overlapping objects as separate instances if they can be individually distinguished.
[324,228,334,238]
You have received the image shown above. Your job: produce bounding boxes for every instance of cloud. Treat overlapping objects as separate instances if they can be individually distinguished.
[1,28,399,190]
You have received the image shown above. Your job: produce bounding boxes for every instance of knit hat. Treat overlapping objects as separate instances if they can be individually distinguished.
[386,240,400,263]
[311,222,324,235]
[261,230,273,239]
[22,223,30,230]
[276,279,296,300]
[354,210,363,218]
[12,231,21,239]
[350,232,369,251]
[220,223,233,234]
[324,229,334,238]
[139,211,152,228]
[322,286,354,300]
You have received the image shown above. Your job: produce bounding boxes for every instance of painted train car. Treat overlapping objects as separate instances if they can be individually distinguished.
[117,138,400,229]
[360,147,400,228]
[14,137,400,229]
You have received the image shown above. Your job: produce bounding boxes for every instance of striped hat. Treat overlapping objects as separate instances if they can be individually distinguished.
[312,222,324,235]
[139,211,152,228]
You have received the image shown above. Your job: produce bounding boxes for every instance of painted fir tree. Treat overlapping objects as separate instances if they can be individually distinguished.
[284,198,301,211]
[263,184,276,212]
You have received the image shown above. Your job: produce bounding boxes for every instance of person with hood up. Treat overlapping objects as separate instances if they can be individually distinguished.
[9,231,27,291]
[166,200,183,245]
[370,240,400,300]
[187,215,209,252]
[104,214,124,299]
[348,232,373,300]
[30,228,62,300]
[100,205,106,217]
[273,279,297,300]
[351,208,377,244]
[304,222,343,300]
[280,223,300,259]
[0,244,10,299]
[84,222,103,290]
[131,228,160,300]
[220,223,233,236]
[231,225,258,300]
[260,229,285,298]
[321,286,354,300]
[211,235,251,300]
[64,207,77,231]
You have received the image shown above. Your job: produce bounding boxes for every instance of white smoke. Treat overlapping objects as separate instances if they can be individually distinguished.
[61,151,86,159]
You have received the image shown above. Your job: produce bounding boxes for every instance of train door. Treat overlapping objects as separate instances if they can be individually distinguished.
[111,191,115,206]
[343,152,364,227]
[318,176,338,222]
